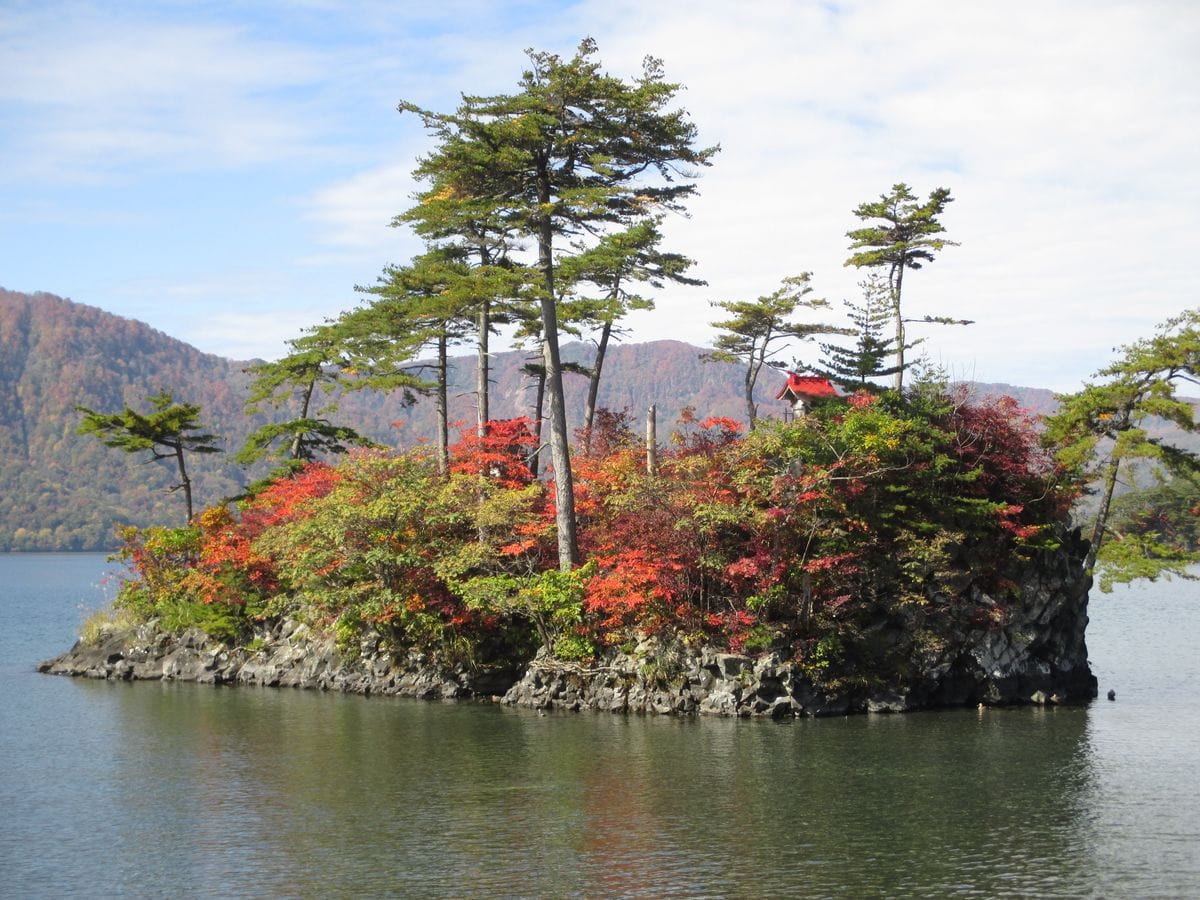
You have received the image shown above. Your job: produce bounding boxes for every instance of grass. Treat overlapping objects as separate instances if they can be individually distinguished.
[78,604,140,646]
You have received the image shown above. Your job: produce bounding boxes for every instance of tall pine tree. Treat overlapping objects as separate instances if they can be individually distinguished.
[707,273,835,427]
[844,183,966,390]
[558,218,703,445]
[817,275,904,390]
[398,39,717,569]
[1045,310,1200,587]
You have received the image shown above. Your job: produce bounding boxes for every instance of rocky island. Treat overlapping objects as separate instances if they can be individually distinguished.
[40,528,1096,716]
[41,388,1099,717]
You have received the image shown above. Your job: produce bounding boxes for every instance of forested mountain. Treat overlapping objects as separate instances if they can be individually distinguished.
[1,290,259,549]
[0,290,788,550]
[9,289,1187,552]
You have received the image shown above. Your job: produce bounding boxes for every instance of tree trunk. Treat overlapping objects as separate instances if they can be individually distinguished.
[535,180,578,570]
[646,404,657,476]
[476,297,489,438]
[1086,454,1122,574]
[892,261,906,392]
[529,355,545,479]
[436,333,448,476]
[745,342,763,428]
[540,298,578,569]
[583,318,613,450]
[174,443,194,525]
[289,377,317,460]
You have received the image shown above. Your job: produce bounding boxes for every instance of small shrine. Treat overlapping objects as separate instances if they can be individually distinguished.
[776,373,838,417]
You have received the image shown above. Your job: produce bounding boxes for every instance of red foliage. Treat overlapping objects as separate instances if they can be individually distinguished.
[584,547,685,634]
[193,506,279,601]
[847,390,877,409]
[243,462,342,530]
[575,407,637,458]
[948,392,1069,526]
[449,418,537,488]
[671,408,744,454]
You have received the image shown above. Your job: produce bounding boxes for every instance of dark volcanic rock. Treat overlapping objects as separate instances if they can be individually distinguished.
[38,620,517,702]
[501,530,1098,717]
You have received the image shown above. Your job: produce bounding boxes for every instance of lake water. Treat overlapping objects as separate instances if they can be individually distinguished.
[2,553,1199,898]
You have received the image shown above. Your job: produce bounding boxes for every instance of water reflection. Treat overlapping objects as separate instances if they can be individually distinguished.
[87,681,1106,897]
[8,559,1200,899]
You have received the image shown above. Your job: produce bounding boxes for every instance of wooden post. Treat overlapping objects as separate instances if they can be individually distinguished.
[645,404,657,476]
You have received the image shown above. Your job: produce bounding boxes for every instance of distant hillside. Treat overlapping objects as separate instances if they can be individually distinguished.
[9,289,1190,552]
[963,382,1058,415]
[1,290,258,549]
[0,290,790,550]
[383,338,779,447]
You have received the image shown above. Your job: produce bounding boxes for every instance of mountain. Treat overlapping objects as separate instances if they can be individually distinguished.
[964,382,1059,415]
[0,289,789,550]
[9,289,1189,552]
[1,290,260,549]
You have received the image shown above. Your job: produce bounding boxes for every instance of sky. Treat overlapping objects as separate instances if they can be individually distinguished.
[2,0,1198,392]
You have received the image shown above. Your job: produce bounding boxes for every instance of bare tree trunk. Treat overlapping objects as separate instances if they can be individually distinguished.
[529,357,545,479]
[892,261,906,392]
[1085,455,1122,574]
[583,318,613,450]
[477,298,489,438]
[536,187,578,569]
[645,404,657,476]
[745,341,764,428]
[436,333,448,476]
[174,444,194,525]
[288,377,316,460]
[540,308,578,569]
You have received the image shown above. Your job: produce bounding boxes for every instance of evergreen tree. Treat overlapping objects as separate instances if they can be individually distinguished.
[77,392,221,524]
[238,325,373,477]
[818,274,904,390]
[845,183,967,390]
[558,218,703,445]
[399,38,717,569]
[398,175,530,437]
[1045,309,1200,587]
[706,274,835,427]
[347,249,477,473]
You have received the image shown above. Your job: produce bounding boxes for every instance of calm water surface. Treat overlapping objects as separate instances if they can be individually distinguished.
[2,553,1198,898]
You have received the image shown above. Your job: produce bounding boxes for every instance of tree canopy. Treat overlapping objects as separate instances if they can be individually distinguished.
[818,274,904,391]
[398,38,717,569]
[77,392,222,524]
[238,325,373,478]
[1045,310,1200,588]
[707,274,835,427]
[844,183,966,390]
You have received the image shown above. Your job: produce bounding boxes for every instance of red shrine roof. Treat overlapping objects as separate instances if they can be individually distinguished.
[776,373,838,401]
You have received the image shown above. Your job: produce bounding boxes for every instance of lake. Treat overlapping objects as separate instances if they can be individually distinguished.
[2,553,1199,897]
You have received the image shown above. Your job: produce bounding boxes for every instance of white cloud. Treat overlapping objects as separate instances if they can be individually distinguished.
[0,5,326,181]
[3,0,1197,392]
[302,160,421,257]
[184,309,332,361]
[550,0,1200,389]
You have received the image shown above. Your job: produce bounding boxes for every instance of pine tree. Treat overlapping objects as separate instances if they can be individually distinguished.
[77,392,221,524]
[346,249,479,473]
[818,275,904,390]
[707,274,835,427]
[398,39,717,569]
[558,218,703,446]
[1045,309,1200,587]
[845,183,967,390]
[238,325,373,477]
[398,172,531,437]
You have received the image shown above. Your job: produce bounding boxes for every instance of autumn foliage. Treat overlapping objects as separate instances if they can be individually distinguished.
[112,394,1075,680]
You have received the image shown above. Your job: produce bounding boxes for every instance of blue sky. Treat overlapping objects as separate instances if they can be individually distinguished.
[2,0,1198,391]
